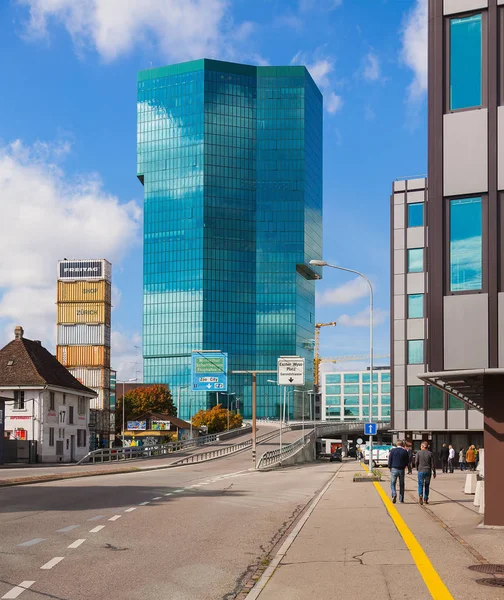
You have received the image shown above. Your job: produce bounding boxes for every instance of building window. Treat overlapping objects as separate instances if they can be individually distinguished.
[408,386,424,410]
[380,372,390,383]
[407,248,424,273]
[326,407,341,418]
[78,397,86,415]
[381,395,391,405]
[77,429,87,447]
[344,384,359,394]
[69,406,74,425]
[344,396,360,406]
[13,391,25,410]
[49,427,55,447]
[450,197,482,292]
[325,395,341,406]
[63,393,66,405]
[362,406,379,417]
[449,14,482,111]
[343,373,359,383]
[344,407,359,417]
[362,384,379,395]
[325,385,341,395]
[325,374,341,384]
[428,386,444,410]
[407,340,424,365]
[49,392,55,411]
[408,294,424,319]
[362,373,378,383]
[448,395,465,410]
[407,203,424,227]
[381,406,391,417]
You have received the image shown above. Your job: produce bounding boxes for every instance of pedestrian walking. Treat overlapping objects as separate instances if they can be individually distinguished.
[440,443,449,473]
[406,443,413,475]
[448,444,455,473]
[388,440,410,504]
[466,445,476,471]
[459,448,466,471]
[416,441,436,505]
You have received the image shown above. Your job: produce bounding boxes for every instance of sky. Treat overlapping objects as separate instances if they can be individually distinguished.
[0,0,428,380]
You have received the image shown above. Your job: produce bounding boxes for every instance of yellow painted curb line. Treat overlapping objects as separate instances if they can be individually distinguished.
[363,463,454,600]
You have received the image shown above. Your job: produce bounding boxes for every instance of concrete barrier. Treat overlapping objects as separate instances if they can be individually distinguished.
[464,473,477,495]
[478,481,485,515]
[474,479,482,506]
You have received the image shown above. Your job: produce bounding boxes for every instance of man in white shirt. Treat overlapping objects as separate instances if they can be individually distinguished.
[448,444,455,474]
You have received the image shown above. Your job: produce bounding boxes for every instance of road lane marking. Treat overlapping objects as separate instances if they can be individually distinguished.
[164,493,173,496]
[373,482,455,600]
[87,515,105,521]
[152,496,162,500]
[17,538,45,547]
[1,581,35,599]
[57,525,79,533]
[109,515,122,521]
[173,489,184,493]
[41,557,64,570]
[89,525,105,533]
[124,507,137,512]
[68,539,86,549]
[139,501,150,505]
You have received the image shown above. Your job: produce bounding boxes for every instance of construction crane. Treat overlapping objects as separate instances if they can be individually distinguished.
[314,322,337,386]
[320,354,390,364]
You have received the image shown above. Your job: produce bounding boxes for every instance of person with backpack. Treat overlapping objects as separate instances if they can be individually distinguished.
[416,441,436,505]
[388,440,410,504]
[440,443,449,473]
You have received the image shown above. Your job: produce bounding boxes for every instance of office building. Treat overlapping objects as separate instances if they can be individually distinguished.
[56,259,113,448]
[321,368,391,423]
[391,177,484,449]
[137,59,323,420]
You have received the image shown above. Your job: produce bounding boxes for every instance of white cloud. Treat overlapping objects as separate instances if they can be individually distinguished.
[17,0,254,63]
[363,51,381,82]
[299,0,343,12]
[317,277,368,306]
[291,51,342,115]
[337,307,389,328]
[401,0,428,101]
[0,138,141,353]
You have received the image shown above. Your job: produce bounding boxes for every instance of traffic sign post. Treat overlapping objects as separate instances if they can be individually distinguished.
[277,356,305,386]
[191,351,228,392]
[364,422,377,469]
[364,423,377,436]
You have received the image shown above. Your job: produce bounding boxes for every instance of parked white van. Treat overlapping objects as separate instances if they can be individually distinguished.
[363,444,393,467]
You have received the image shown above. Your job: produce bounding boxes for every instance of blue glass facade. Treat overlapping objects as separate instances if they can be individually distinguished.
[137,60,322,420]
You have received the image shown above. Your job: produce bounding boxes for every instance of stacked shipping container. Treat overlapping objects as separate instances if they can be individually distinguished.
[56,259,113,447]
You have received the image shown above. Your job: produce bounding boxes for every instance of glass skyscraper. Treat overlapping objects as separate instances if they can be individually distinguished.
[137,59,322,420]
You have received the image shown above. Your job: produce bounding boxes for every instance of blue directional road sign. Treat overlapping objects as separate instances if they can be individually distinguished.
[364,422,377,436]
[191,351,228,392]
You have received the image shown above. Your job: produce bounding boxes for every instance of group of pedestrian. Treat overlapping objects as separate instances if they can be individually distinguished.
[388,440,436,505]
[440,443,479,472]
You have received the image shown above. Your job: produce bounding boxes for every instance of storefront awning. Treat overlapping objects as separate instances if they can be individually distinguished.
[417,368,504,413]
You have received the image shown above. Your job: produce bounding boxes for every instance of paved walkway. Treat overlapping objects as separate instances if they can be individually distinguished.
[249,461,504,600]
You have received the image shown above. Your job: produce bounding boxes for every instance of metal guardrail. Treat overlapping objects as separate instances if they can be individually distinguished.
[257,431,314,470]
[76,426,252,465]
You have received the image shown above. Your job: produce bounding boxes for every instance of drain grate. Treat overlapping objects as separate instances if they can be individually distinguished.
[469,564,504,574]
[475,578,504,588]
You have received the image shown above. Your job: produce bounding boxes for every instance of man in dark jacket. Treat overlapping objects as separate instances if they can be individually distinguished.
[388,440,410,504]
[416,442,436,505]
[440,443,449,473]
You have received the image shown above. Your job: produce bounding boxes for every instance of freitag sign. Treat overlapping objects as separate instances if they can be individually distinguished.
[58,260,110,280]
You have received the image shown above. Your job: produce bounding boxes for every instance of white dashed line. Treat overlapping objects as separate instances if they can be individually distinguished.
[89,525,105,533]
[164,493,173,496]
[173,489,184,493]
[67,539,86,549]
[124,507,137,513]
[17,538,45,547]
[1,580,35,599]
[87,515,105,521]
[139,501,150,506]
[57,525,80,533]
[152,497,162,500]
[41,557,64,570]
[109,515,122,521]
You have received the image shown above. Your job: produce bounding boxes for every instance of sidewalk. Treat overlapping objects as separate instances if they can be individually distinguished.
[250,461,504,600]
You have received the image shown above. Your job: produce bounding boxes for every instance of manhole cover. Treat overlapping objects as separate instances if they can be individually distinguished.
[475,578,504,588]
[469,564,504,574]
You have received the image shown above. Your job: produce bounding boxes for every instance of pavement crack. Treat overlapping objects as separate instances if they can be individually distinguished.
[103,542,128,551]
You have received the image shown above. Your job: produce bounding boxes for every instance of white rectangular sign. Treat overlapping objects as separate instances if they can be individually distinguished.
[277,356,305,385]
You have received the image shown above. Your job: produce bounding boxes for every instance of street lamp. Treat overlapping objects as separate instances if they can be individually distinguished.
[118,378,138,446]
[310,259,375,467]
[222,392,236,430]
[294,389,314,438]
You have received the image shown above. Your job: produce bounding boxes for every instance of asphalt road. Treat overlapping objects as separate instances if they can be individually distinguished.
[0,429,339,600]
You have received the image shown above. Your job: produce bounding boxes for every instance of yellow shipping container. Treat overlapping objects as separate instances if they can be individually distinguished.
[57,345,111,367]
[57,303,111,326]
[57,280,111,304]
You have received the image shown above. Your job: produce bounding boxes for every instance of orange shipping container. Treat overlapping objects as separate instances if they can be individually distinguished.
[57,303,111,326]
[57,280,111,304]
[57,345,111,368]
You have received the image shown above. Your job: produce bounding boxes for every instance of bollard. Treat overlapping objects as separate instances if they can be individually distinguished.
[464,473,478,494]
[474,479,482,507]
[478,481,485,515]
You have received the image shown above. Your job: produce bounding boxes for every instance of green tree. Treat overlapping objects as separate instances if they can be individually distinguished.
[116,384,176,430]
[191,404,243,434]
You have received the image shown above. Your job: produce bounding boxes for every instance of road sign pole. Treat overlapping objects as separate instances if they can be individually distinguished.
[252,372,257,468]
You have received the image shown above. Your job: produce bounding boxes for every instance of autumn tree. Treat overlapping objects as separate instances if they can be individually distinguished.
[117,384,176,428]
[191,404,243,434]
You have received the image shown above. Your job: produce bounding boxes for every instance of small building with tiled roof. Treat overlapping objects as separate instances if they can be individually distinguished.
[0,326,97,464]
[122,411,193,445]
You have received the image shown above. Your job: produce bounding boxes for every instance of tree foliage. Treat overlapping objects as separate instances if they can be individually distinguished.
[191,404,243,434]
[117,384,176,427]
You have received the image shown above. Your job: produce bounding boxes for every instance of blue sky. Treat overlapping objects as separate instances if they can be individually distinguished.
[0,0,427,379]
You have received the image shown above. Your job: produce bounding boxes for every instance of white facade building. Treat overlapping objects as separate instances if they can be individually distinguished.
[321,368,391,423]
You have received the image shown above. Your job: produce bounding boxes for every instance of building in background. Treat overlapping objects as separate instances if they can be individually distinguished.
[137,59,323,420]
[56,259,113,448]
[0,326,96,463]
[321,367,391,423]
[417,0,504,527]
[390,177,483,451]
